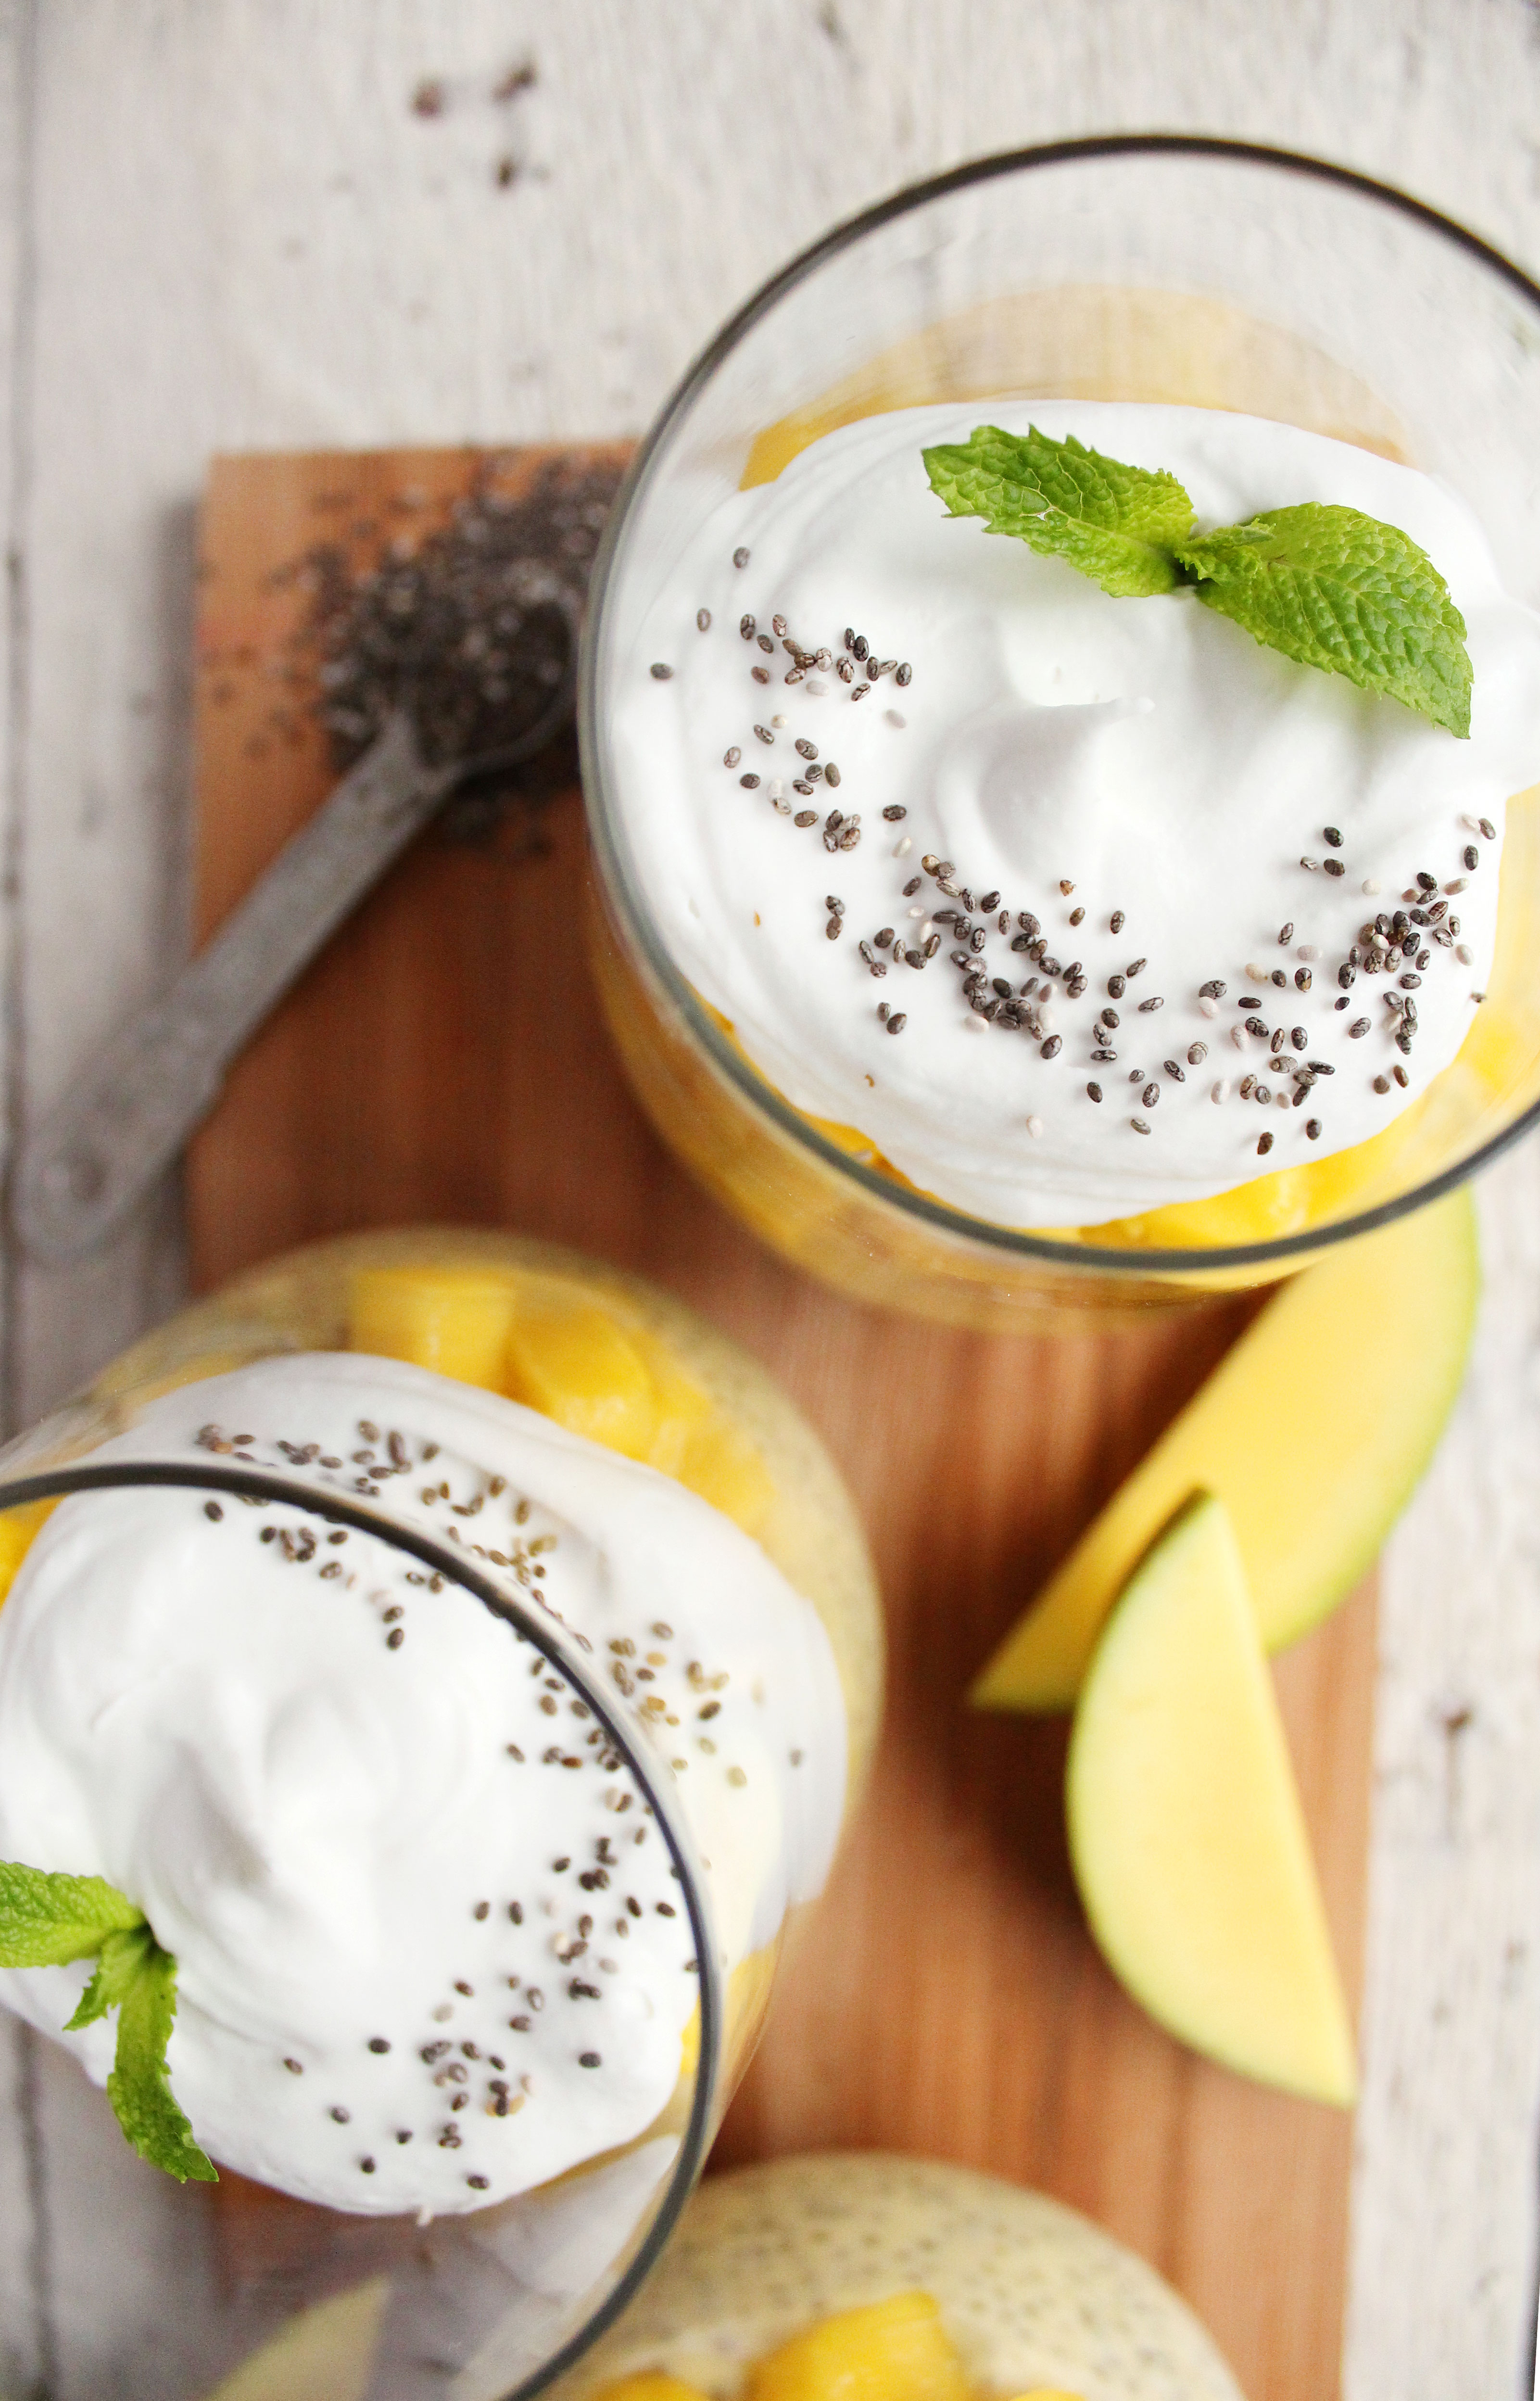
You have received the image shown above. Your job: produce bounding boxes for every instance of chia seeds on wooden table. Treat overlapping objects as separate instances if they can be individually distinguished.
[305,454,624,845]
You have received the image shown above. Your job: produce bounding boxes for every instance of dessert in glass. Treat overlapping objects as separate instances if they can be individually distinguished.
[549,2152,1242,2401]
[581,140,1540,1328]
[0,1231,880,2400]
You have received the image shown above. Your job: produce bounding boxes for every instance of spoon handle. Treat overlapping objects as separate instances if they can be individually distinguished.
[13,715,450,1265]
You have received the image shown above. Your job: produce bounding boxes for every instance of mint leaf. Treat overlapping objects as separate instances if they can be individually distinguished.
[106,1937,217,2185]
[0,1858,214,2184]
[66,1922,154,2031]
[922,424,1195,597]
[0,1860,144,1968]
[1174,504,1471,737]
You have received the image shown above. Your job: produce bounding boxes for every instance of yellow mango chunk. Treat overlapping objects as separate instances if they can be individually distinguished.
[505,1296,660,1461]
[347,1264,774,1528]
[747,2293,969,2401]
[590,2379,711,2401]
[349,1267,517,1390]
[0,1499,57,1607]
[973,1186,1477,1711]
[678,1943,782,2090]
[1068,1493,1356,2107]
[633,1342,775,1534]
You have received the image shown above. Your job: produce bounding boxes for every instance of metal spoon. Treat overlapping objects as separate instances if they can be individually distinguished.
[11,616,578,1266]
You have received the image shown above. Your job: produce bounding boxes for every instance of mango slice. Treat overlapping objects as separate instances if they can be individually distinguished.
[349,1267,518,1390]
[204,2274,387,2401]
[1067,1493,1356,2107]
[0,1499,57,1607]
[590,2380,711,2401]
[747,2293,969,2401]
[504,1296,661,1461]
[973,1186,1477,1712]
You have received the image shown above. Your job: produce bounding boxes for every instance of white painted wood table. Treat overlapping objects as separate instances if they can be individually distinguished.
[2,5,1540,2395]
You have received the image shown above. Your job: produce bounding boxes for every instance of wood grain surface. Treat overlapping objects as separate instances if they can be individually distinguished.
[187,444,1376,2401]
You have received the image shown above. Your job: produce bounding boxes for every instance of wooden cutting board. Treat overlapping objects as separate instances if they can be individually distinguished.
[189,445,1376,2401]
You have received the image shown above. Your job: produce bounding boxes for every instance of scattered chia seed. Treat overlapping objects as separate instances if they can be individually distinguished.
[733,547,750,569]
[1257,1131,1274,1155]
[649,662,672,680]
[1464,844,1479,870]
[1087,1083,1103,1102]
[1324,826,1343,847]
[1131,1118,1151,1135]
[696,608,710,632]
[1306,1118,1323,1140]
[740,774,759,789]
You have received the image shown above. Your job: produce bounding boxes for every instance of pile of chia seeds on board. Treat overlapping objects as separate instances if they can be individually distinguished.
[307,454,624,845]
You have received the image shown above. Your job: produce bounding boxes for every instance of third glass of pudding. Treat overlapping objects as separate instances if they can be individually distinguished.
[582,140,1540,1328]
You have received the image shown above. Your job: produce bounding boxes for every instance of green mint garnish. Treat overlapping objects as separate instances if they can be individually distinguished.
[0,1859,216,2184]
[921,424,1472,737]
[922,424,1192,597]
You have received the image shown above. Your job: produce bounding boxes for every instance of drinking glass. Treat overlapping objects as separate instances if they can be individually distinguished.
[0,1231,880,2401]
[581,138,1540,1329]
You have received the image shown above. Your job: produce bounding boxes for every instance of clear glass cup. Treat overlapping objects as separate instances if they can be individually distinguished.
[545,2151,1243,2400]
[581,138,1540,1329]
[0,1232,881,2401]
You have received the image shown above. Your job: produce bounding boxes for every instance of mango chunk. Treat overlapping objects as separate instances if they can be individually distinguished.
[1067,1493,1356,2107]
[349,1267,517,1391]
[347,1263,774,1530]
[0,1499,57,1607]
[640,1348,776,1534]
[747,2293,969,2401]
[505,1296,660,1461]
[590,2379,711,2401]
[974,1186,1477,1711]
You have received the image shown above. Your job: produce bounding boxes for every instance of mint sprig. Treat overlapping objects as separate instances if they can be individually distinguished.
[0,1859,216,2184]
[921,424,1472,737]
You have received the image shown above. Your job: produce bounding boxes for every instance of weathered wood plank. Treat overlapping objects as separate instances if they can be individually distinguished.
[1344,1138,1540,2401]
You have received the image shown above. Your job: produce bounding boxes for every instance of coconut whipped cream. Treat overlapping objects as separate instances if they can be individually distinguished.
[0,1354,845,2216]
[612,401,1540,1227]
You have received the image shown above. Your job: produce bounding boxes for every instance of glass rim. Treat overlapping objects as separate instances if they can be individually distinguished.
[0,1454,723,2401]
[579,132,1540,1277]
